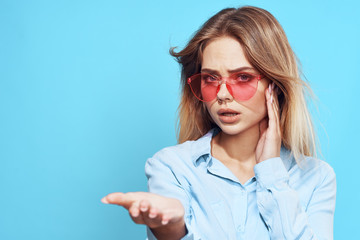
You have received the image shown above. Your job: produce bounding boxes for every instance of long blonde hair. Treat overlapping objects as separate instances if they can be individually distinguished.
[170,6,317,162]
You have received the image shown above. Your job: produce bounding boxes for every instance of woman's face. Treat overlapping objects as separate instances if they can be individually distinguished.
[202,36,270,135]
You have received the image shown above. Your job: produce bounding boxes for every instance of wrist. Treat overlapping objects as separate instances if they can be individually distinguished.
[151,218,187,240]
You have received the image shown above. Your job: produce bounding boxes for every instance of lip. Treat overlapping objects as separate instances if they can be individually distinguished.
[217,108,240,115]
[217,108,241,124]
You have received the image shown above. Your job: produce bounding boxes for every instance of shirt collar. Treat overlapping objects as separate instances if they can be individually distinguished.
[191,128,219,166]
[190,128,294,170]
[280,145,296,171]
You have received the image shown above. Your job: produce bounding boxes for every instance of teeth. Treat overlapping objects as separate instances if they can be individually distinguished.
[222,113,237,116]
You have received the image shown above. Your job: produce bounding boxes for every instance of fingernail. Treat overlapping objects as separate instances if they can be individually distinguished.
[101,197,109,204]
[269,84,272,94]
[162,219,169,225]
[131,208,140,217]
[270,95,273,103]
[132,212,139,217]
[140,207,148,212]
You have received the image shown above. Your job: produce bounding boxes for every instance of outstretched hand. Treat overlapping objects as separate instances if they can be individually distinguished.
[255,82,282,163]
[101,192,186,239]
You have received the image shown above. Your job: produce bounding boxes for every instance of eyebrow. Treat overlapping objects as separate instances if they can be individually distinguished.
[201,67,256,75]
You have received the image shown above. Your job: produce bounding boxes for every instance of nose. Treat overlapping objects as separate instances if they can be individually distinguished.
[216,83,233,102]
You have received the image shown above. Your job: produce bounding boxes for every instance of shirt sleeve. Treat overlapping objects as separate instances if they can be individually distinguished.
[145,153,198,240]
[254,157,336,240]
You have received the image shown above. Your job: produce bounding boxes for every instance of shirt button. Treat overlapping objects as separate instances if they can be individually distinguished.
[237,225,244,232]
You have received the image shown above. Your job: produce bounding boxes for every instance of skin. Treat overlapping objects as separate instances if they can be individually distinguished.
[202,37,281,184]
[101,36,281,240]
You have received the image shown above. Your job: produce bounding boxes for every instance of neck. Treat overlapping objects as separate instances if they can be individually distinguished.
[212,124,260,163]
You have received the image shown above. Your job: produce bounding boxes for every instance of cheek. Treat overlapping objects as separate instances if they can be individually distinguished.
[241,89,268,117]
[204,101,219,121]
[256,97,268,118]
[254,91,267,110]
[253,81,269,114]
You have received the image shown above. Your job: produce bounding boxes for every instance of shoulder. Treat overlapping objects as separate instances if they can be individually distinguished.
[299,156,335,179]
[279,150,337,209]
[147,129,214,168]
[146,141,196,170]
[280,147,336,188]
[144,137,212,187]
[281,147,335,177]
[300,156,336,185]
[151,140,196,163]
[294,156,337,209]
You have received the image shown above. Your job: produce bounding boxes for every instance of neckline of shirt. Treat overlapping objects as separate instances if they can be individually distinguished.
[190,128,295,173]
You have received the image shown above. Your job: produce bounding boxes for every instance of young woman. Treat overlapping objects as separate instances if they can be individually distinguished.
[102,6,336,240]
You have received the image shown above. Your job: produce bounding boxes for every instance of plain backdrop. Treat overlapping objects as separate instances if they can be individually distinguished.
[1,0,359,239]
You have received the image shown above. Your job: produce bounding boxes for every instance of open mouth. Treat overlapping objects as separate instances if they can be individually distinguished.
[217,109,241,123]
[217,108,240,116]
[220,112,239,116]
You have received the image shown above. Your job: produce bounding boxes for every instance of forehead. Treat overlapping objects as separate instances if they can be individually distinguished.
[201,36,252,71]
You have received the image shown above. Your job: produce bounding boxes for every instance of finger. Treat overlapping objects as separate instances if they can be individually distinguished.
[101,192,136,209]
[272,85,279,113]
[271,84,281,132]
[271,93,279,125]
[269,83,281,129]
[159,201,185,226]
[148,207,159,219]
[161,214,170,225]
[272,94,279,113]
[266,85,276,130]
[129,202,141,218]
[139,200,160,220]
[138,199,157,224]
[129,203,146,225]
[272,103,280,132]
[142,206,163,228]
[101,192,125,204]
[139,199,167,227]
[139,199,150,213]
[270,84,282,142]
[266,84,282,144]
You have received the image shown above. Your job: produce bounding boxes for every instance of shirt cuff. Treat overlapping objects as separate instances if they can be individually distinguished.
[254,157,289,188]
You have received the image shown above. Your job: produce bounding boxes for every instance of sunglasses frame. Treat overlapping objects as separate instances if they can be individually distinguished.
[187,71,263,102]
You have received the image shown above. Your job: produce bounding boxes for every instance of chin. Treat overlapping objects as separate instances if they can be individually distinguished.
[216,119,262,137]
[217,124,246,136]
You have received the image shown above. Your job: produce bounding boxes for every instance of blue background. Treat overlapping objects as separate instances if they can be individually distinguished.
[1,0,359,239]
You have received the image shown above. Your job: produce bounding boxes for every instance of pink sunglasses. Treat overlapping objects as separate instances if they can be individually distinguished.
[187,71,263,102]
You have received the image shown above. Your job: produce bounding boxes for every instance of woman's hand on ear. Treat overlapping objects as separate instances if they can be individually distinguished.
[101,192,186,239]
[255,82,282,164]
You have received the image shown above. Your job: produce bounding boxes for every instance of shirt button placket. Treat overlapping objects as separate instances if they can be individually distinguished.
[237,224,245,232]
[237,188,247,233]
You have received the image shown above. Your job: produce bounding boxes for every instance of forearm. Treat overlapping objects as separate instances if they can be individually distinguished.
[254,157,336,239]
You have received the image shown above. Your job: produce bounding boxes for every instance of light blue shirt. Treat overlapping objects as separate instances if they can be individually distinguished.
[145,128,336,240]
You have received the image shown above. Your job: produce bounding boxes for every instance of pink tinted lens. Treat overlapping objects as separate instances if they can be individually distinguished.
[188,73,259,102]
[228,80,258,101]
[188,74,218,102]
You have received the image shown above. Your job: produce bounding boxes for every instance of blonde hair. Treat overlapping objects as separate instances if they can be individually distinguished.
[170,6,317,162]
